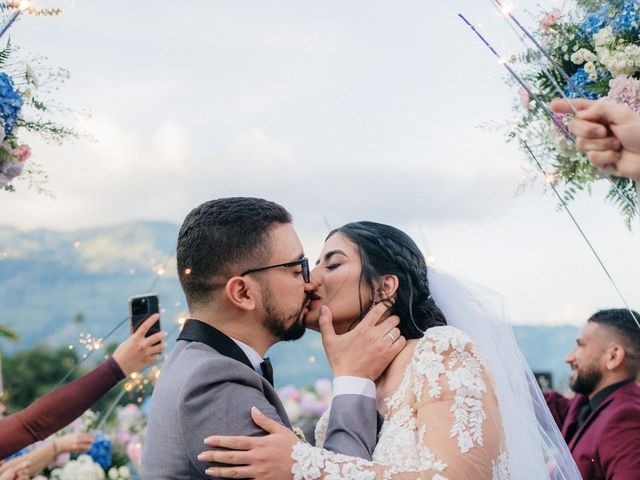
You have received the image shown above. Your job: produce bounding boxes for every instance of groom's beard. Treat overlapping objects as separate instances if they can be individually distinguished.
[261,289,307,342]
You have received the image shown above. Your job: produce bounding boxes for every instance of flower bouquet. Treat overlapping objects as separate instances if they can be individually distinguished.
[508,0,640,225]
[27,405,145,480]
[0,3,77,192]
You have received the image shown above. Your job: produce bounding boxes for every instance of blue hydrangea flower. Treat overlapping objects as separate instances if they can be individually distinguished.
[578,5,610,38]
[86,433,112,470]
[0,73,22,134]
[612,1,640,34]
[563,67,609,99]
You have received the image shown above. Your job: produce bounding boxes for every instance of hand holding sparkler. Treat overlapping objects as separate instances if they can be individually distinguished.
[551,98,640,182]
[112,314,166,376]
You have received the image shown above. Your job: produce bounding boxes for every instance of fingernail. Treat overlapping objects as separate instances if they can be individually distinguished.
[204,437,213,444]
[206,468,215,475]
[251,406,262,415]
[197,453,206,460]
[320,306,327,314]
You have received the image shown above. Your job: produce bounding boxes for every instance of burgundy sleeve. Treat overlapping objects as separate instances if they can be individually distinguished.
[543,390,571,431]
[0,357,125,458]
[599,406,640,479]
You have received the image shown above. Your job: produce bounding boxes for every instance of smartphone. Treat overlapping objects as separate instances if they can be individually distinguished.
[128,293,161,337]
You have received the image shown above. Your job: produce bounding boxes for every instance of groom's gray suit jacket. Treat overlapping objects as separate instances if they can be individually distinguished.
[142,319,379,479]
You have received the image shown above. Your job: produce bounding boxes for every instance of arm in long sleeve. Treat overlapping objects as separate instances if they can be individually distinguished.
[322,377,379,459]
[543,390,571,431]
[0,358,124,458]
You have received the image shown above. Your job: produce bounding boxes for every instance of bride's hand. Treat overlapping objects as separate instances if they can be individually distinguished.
[320,303,406,380]
[199,407,298,479]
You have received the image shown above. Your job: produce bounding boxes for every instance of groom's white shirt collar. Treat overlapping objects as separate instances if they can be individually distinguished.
[230,337,264,373]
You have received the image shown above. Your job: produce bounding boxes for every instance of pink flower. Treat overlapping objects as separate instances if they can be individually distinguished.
[519,88,530,109]
[127,436,143,467]
[117,429,132,445]
[540,9,562,31]
[606,75,640,113]
[12,144,30,162]
[278,384,301,401]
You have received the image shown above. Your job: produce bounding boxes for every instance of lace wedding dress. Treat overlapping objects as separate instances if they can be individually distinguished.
[291,326,510,480]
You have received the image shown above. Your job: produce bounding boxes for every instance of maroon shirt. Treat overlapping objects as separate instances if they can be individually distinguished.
[0,357,124,458]
[544,381,640,480]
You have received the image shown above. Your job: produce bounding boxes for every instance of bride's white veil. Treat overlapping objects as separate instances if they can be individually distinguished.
[427,269,580,480]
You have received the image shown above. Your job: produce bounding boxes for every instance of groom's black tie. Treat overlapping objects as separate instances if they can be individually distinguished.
[260,357,274,386]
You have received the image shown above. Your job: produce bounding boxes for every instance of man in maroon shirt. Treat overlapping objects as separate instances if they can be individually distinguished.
[545,309,640,479]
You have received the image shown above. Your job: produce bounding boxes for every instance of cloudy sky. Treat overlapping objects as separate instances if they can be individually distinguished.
[2,0,639,326]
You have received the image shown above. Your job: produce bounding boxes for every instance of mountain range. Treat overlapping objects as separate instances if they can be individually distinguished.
[0,222,578,389]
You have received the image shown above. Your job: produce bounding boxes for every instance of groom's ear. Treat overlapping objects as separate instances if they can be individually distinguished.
[377,274,399,302]
[225,277,257,311]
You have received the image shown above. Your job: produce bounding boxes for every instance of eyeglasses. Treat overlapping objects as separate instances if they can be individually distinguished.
[241,257,310,283]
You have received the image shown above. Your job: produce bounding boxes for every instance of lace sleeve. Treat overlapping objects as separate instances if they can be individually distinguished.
[290,327,509,480]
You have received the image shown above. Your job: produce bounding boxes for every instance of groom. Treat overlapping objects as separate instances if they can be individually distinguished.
[142,197,404,479]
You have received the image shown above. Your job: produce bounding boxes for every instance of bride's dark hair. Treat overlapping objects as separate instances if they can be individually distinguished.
[327,221,447,339]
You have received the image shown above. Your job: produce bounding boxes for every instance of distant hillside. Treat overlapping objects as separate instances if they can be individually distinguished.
[0,222,578,389]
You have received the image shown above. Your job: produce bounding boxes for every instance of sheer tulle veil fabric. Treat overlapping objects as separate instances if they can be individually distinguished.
[427,269,580,480]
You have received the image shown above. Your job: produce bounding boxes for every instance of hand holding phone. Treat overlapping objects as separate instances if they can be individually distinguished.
[129,293,161,337]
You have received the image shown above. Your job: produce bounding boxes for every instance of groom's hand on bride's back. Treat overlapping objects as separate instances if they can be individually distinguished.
[319,303,406,381]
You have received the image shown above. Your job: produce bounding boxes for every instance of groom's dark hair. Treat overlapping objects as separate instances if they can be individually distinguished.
[589,309,640,375]
[177,197,291,309]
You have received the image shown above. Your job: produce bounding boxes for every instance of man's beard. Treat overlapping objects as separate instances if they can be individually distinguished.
[261,288,307,342]
[570,364,603,396]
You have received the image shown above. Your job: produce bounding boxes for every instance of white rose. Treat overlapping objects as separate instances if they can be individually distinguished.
[570,51,584,64]
[582,49,597,63]
[108,468,119,479]
[594,26,614,48]
[584,62,598,80]
[118,466,130,478]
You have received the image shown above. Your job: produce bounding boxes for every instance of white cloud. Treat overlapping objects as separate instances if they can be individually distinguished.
[2,0,638,330]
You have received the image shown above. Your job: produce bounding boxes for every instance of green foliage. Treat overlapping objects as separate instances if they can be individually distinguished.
[0,325,17,340]
[606,179,639,229]
[1,346,81,411]
[14,119,79,143]
[0,40,12,68]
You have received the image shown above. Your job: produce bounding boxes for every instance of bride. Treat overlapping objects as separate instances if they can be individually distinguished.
[198,221,579,479]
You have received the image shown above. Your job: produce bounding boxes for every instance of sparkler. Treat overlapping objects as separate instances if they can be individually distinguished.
[458,13,573,139]
[459,13,639,218]
[0,1,30,40]
[490,0,587,98]
[485,0,578,114]
[521,140,640,330]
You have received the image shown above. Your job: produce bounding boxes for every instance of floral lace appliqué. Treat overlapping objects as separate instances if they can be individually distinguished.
[412,327,488,453]
[302,326,509,480]
[292,442,376,480]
